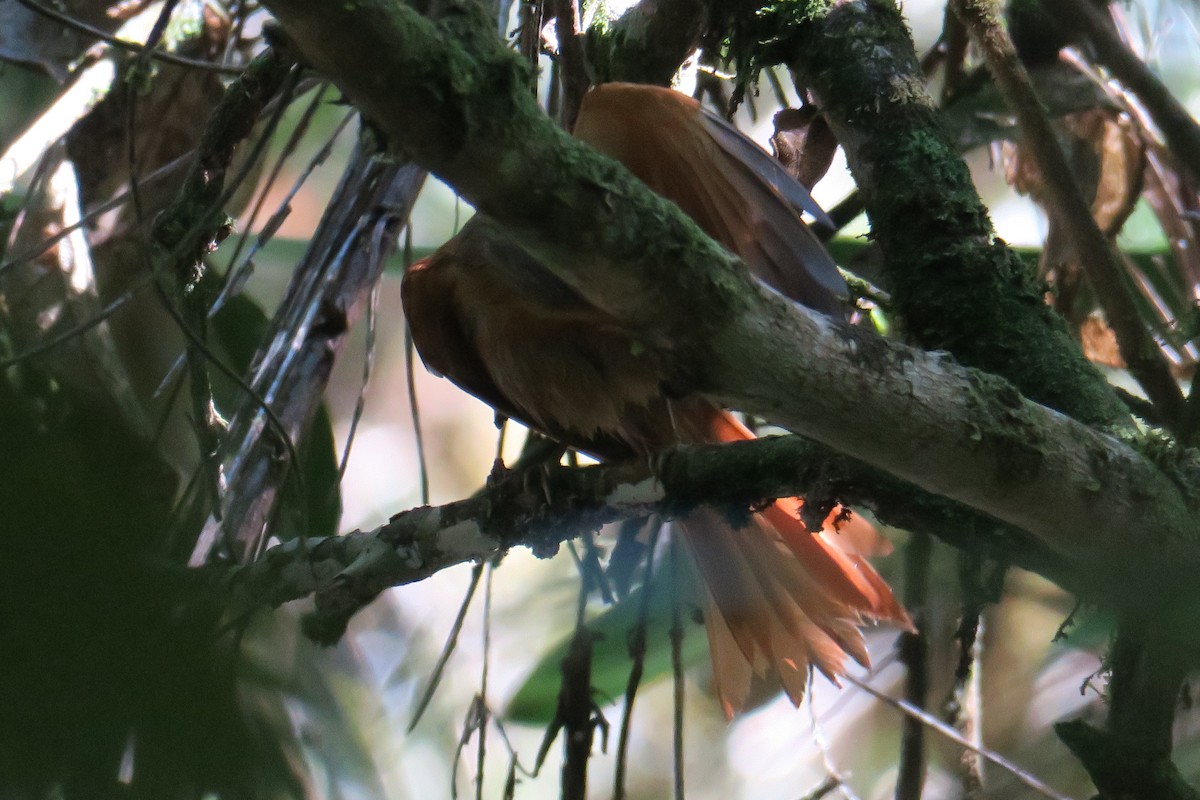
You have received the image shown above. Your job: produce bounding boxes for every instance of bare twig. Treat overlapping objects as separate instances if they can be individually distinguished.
[551,0,588,129]
[404,227,432,506]
[948,554,998,798]
[1049,0,1200,184]
[669,530,686,800]
[406,563,485,732]
[13,0,245,74]
[843,675,1075,800]
[807,673,863,800]
[939,2,970,103]
[613,525,663,800]
[798,776,842,800]
[475,563,494,800]
[217,84,336,302]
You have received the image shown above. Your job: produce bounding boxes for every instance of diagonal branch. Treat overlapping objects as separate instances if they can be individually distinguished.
[1047,0,1200,185]
[783,0,1131,429]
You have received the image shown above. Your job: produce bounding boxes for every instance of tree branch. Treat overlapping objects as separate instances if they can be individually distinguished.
[551,0,588,128]
[1057,617,1200,800]
[586,0,707,86]
[194,140,426,563]
[224,430,1047,638]
[784,0,1131,428]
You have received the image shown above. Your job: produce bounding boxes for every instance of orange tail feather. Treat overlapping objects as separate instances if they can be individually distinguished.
[677,407,911,717]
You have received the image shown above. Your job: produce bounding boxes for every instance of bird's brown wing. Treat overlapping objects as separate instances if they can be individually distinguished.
[573,83,847,313]
[402,218,653,460]
[402,252,524,424]
[697,105,833,227]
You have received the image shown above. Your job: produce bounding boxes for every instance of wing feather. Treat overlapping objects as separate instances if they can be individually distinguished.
[574,83,847,312]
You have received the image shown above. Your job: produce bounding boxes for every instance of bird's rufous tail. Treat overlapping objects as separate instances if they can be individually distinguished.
[677,408,912,718]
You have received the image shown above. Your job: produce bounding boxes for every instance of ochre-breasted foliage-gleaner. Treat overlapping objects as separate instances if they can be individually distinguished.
[402,83,912,717]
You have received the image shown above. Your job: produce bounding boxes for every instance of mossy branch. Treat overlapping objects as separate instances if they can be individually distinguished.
[586,0,707,86]
[225,427,1070,642]
[784,0,1132,429]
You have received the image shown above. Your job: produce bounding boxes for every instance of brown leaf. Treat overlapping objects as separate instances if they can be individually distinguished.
[1003,108,1143,234]
[1080,312,1125,368]
[771,107,839,190]
[1062,109,1144,236]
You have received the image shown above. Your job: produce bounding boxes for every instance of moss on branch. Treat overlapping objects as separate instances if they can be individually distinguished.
[779,0,1131,429]
[586,0,708,86]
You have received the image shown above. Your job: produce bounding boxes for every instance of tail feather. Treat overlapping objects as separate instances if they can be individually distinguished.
[699,557,852,718]
[705,599,753,718]
[683,509,782,664]
[676,406,911,715]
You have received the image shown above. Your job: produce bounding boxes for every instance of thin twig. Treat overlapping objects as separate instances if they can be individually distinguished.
[335,276,380,483]
[842,674,1076,800]
[895,533,931,800]
[798,776,843,800]
[475,562,495,800]
[217,84,335,304]
[948,553,994,798]
[13,0,245,74]
[0,77,323,281]
[807,671,863,800]
[939,2,970,103]
[406,563,485,732]
[405,228,431,506]
[613,524,663,800]
[551,0,588,129]
[669,529,686,800]
[1048,0,1200,183]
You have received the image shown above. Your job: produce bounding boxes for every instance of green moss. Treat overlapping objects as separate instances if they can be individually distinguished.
[963,371,1048,488]
[785,2,1129,429]
[1116,428,1200,511]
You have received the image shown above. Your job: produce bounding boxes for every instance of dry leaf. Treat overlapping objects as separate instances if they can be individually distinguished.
[1080,312,1125,368]
[771,107,838,190]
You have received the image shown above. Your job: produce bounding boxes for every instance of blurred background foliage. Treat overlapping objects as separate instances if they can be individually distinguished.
[1,0,1199,798]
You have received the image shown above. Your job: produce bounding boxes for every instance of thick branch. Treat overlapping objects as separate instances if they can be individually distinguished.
[225,435,876,639]
[229,427,1076,639]
[785,0,1131,428]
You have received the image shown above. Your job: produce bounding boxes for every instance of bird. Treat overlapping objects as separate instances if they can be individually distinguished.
[402,82,911,717]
